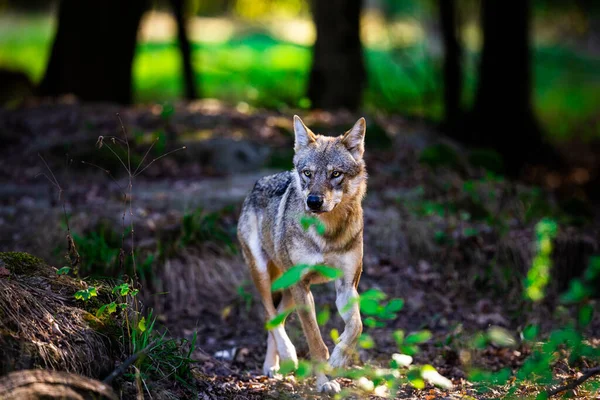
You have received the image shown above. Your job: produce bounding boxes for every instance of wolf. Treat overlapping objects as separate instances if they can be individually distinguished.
[237,115,367,393]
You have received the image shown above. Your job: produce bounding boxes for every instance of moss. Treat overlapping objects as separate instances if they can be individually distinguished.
[0,252,45,275]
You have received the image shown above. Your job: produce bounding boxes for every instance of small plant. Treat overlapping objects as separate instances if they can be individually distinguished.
[74,286,97,301]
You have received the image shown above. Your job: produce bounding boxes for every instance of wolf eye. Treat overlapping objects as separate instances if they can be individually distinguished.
[331,171,342,178]
[303,170,312,177]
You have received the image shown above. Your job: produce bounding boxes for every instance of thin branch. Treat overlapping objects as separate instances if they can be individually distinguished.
[80,161,127,197]
[102,339,159,385]
[103,142,130,175]
[37,153,63,198]
[134,146,186,177]
[546,366,600,397]
[133,137,158,176]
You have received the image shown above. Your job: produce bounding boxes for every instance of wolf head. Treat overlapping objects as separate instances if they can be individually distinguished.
[292,115,367,214]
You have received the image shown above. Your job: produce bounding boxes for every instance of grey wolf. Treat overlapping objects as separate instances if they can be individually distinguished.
[237,115,367,393]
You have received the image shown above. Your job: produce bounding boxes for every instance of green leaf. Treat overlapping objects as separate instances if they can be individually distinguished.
[463,227,478,237]
[360,298,380,315]
[96,302,118,317]
[295,360,312,378]
[584,256,600,281]
[364,317,385,328]
[472,332,488,349]
[312,265,343,280]
[130,289,139,297]
[392,330,405,346]
[317,306,330,326]
[138,316,147,333]
[405,330,432,345]
[359,333,375,349]
[74,287,97,301]
[330,328,340,343]
[278,359,297,375]
[487,326,516,347]
[523,324,539,341]
[407,368,425,390]
[56,266,71,275]
[271,264,308,291]
[266,308,295,330]
[96,304,107,317]
[400,344,420,356]
[579,304,594,328]
[361,288,387,301]
[300,216,326,235]
[560,279,592,304]
[385,298,404,313]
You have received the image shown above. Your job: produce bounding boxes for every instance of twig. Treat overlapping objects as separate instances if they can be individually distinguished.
[546,366,600,397]
[133,145,186,177]
[102,339,159,385]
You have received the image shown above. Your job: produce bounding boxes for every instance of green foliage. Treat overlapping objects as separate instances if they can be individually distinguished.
[300,216,326,235]
[96,301,119,318]
[271,264,342,291]
[344,288,404,328]
[524,218,559,302]
[419,143,460,170]
[74,286,97,301]
[179,207,237,252]
[393,329,431,356]
[236,281,254,312]
[56,266,71,275]
[278,359,298,375]
[265,308,295,330]
[317,306,330,326]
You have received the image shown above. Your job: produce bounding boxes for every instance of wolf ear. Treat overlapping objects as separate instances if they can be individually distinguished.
[293,115,316,152]
[342,117,366,160]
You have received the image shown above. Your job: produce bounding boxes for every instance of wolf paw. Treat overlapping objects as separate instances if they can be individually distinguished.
[318,379,341,394]
[263,365,282,379]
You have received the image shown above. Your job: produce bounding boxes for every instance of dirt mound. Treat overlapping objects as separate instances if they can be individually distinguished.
[0,369,116,400]
[0,252,119,378]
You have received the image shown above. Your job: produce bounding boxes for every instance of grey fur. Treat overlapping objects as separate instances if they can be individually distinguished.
[237,115,367,393]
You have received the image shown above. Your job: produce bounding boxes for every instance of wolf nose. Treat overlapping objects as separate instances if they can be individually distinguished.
[307,195,324,211]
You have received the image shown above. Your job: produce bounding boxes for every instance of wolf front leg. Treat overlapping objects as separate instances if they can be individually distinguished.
[329,254,363,369]
[289,283,341,394]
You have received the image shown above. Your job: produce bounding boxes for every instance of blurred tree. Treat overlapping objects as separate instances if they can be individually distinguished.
[439,0,462,135]
[466,0,560,175]
[39,0,146,104]
[169,0,198,100]
[307,0,365,111]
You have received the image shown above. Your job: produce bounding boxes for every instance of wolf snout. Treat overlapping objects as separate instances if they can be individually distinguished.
[306,194,324,211]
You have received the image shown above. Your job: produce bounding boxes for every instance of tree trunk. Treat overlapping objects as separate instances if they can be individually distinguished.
[308,0,365,111]
[439,0,462,135]
[170,0,198,100]
[38,0,146,104]
[468,0,559,175]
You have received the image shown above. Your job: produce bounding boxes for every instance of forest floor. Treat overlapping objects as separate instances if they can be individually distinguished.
[1,99,600,399]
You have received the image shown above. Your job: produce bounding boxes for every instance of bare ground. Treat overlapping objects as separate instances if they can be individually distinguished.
[1,99,599,399]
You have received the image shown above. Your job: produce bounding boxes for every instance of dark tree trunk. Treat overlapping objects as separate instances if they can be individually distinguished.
[170,0,198,100]
[439,0,462,135]
[308,0,365,111]
[467,0,560,175]
[38,0,146,104]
